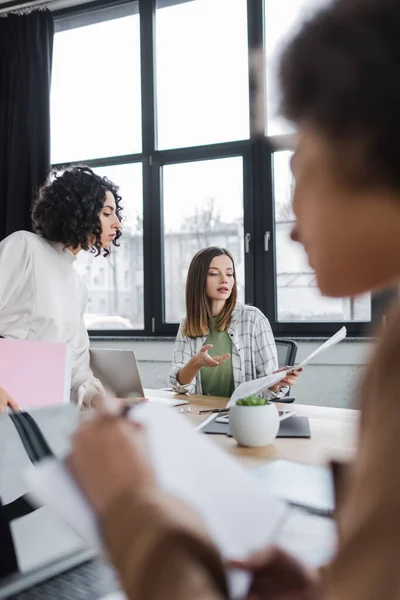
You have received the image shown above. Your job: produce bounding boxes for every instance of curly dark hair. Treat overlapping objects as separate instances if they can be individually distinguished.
[31,166,123,257]
[279,0,400,190]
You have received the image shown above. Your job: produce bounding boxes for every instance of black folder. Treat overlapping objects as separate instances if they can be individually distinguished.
[200,415,311,438]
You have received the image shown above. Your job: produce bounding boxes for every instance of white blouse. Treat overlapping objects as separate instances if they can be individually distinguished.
[0,230,103,406]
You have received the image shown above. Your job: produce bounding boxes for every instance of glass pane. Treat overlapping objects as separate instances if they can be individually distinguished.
[74,163,144,330]
[51,9,141,163]
[264,0,332,136]
[273,151,371,322]
[162,157,244,322]
[156,0,249,150]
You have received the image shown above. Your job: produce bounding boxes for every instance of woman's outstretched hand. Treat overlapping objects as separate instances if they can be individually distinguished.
[195,344,230,368]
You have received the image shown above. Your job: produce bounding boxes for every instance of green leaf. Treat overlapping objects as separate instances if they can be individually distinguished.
[236,395,268,406]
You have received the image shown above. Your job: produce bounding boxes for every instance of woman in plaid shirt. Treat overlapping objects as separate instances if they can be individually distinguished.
[170,247,300,397]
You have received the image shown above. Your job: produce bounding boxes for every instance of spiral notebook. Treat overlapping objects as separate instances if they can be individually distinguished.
[0,339,72,408]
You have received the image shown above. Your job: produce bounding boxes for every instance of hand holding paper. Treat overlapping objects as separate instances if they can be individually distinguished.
[228,327,347,406]
[25,404,336,600]
[26,404,287,559]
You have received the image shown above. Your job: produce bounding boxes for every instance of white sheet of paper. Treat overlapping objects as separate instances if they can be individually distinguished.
[275,508,337,567]
[11,506,85,574]
[293,326,347,370]
[99,593,126,600]
[26,404,288,597]
[228,326,347,405]
[228,371,289,406]
[26,462,103,550]
[147,396,188,407]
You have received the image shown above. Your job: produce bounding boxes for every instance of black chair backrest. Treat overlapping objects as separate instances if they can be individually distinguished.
[275,339,298,369]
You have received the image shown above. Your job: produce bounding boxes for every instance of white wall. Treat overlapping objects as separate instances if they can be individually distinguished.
[90,337,374,409]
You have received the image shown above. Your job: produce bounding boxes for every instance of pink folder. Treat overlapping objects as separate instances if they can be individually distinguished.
[0,339,72,408]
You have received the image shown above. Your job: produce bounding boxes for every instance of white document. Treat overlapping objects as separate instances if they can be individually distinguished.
[147,396,188,407]
[293,326,347,370]
[25,404,336,597]
[228,326,346,405]
[228,371,292,406]
[275,508,336,567]
[26,403,288,597]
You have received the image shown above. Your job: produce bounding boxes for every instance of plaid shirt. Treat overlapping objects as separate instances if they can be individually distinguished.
[170,303,287,396]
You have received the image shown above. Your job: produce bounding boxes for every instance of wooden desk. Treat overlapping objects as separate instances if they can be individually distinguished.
[145,390,358,469]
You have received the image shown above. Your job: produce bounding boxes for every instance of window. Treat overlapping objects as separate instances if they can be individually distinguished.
[51,6,141,162]
[261,0,373,334]
[264,0,332,136]
[73,163,144,330]
[162,157,245,322]
[272,151,371,323]
[155,0,249,149]
[51,4,144,332]
[51,0,377,338]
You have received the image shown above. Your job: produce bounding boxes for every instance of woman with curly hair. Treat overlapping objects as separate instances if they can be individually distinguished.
[0,165,122,409]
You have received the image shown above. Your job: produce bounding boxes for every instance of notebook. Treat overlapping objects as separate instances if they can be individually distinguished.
[252,460,335,517]
[0,339,72,408]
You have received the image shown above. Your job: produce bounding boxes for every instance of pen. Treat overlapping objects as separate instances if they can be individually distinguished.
[198,407,230,415]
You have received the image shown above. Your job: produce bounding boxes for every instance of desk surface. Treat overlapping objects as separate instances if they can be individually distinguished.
[145,389,358,469]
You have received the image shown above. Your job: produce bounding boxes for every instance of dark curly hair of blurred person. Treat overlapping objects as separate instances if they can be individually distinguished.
[31,166,123,257]
[279,0,400,191]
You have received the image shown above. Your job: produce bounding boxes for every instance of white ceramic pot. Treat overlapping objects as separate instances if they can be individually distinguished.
[229,402,280,447]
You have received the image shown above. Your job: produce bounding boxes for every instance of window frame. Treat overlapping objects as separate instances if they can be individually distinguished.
[150,141,255,335]
[52,0,384,339]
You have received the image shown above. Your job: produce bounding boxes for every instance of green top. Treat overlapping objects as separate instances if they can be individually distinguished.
[200,317,235,398]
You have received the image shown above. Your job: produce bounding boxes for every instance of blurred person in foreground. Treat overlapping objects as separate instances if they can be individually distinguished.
[68,0,400,598]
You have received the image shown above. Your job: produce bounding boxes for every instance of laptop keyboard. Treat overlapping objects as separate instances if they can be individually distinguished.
[8,558,119,600]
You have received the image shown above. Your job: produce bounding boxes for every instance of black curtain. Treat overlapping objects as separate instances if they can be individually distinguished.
[0,10,54,241]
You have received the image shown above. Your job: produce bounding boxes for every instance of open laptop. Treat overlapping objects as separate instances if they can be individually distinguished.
[89,348,188,407]
[0,548,103,599]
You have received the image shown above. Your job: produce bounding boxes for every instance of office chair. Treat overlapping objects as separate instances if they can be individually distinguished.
[275,338,298,368]
[274,338,298,398]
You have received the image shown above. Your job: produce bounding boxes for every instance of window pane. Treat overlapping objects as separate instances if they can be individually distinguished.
[264,0,331,136]
[156,0,249,150]
[273,151,371,322]
[162,157,244,322]
[74,163,144,330]
[51,9,141,163]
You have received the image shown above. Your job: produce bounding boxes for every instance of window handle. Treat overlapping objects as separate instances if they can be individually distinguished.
[245,233,251,254]
[264,231,271,252]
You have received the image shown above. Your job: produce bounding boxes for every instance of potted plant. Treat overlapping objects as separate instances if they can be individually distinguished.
[229,395,280,447]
